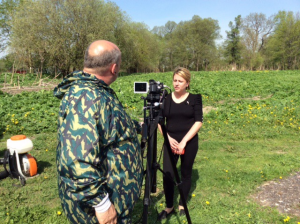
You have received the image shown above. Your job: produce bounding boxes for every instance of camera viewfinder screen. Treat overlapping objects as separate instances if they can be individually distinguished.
[134,82,148,94]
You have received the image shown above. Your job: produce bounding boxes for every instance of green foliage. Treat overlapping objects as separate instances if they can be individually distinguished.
[0,70,300,223]
[0,73,59,87]
[0,55,14,72]
[265,11,300,70]
[0,90,59,135]
[9,0,127,75]
[0,0,24,51]
[224,15,243,67]
[4,0,300,73]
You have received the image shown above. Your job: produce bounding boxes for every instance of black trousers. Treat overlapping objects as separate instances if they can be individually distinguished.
[163,135,198,208]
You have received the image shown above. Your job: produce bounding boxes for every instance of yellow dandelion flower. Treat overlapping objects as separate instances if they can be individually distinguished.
[46,149,48,152]
[280,176,282,179]
[192,194,196,197]
[44,176,48,179]
[11,114,15,117]
[284,217,290,222]
[57,211,62,215]
[15,121,19,125]
[206,201,210,205]
[248,213,251,218]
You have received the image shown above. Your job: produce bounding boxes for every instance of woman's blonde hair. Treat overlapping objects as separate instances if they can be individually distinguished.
[173,67,191,90]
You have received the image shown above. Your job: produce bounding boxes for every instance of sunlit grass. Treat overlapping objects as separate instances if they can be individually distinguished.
[0,70,300,223]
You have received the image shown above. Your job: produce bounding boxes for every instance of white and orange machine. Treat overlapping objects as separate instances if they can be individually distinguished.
[0,135,38,186]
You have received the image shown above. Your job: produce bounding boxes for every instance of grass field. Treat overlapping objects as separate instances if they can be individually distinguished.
[0,70,300,223]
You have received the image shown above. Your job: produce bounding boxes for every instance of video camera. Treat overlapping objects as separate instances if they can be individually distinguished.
[134,80,168,114]
[134,80,169,143]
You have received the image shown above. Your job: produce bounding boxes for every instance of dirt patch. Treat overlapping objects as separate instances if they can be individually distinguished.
[251,172,300,217]
[217,94,274,105]
[247,94,274,101]
[274,150,288,155]
[202,94,273,114]
[1,84,57,95]
[203,106,217,114]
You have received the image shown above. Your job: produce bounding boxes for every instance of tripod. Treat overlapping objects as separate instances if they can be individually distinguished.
[141,105,192,224]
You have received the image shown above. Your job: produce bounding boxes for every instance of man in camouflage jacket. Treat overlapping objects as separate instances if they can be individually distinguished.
[54,40,143,224]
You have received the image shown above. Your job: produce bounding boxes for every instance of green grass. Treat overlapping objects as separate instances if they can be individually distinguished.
[0,70,300,223]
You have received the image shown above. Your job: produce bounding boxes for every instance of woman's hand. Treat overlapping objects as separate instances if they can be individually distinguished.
[167,135,179,152]
[176,141,186,155]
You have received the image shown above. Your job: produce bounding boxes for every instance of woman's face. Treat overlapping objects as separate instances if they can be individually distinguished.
[173,74,189,93]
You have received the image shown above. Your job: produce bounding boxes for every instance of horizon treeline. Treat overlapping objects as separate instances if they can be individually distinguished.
[0,0,299,76]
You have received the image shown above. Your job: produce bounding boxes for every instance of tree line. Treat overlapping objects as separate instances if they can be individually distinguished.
[0,0,299,76]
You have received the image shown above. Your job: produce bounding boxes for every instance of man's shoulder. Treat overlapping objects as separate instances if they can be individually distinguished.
[69,82,108,97]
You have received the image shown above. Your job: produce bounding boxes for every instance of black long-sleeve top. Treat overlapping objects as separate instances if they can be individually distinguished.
[163,93,203,141]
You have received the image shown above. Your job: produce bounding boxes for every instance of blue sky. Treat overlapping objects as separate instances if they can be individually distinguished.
[112,0,300,43]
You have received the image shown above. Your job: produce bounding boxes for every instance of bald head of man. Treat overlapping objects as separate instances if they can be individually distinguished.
[83,40,121,85]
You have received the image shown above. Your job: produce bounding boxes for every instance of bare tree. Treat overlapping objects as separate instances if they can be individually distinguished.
[242,13,275,53]
[241,13,275,69]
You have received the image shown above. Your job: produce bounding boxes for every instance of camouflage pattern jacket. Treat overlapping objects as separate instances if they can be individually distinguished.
[53,71,143,223]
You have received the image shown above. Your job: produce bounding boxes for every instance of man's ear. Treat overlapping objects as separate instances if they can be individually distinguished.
[110,63,117,74]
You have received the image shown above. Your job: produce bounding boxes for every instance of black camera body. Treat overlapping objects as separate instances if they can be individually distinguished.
[134,80,167,109]
[145,80,165,105]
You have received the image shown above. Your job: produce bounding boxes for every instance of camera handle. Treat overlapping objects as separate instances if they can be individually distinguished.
[141,112,192,224]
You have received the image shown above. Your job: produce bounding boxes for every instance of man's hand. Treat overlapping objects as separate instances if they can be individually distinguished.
[96,204,117,224]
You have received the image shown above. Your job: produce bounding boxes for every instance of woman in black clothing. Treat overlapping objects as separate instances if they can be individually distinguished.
[158,67,203,220]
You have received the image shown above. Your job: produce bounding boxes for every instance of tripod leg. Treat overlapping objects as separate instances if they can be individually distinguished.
[160,122,192,224]
[142,125,158,224]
